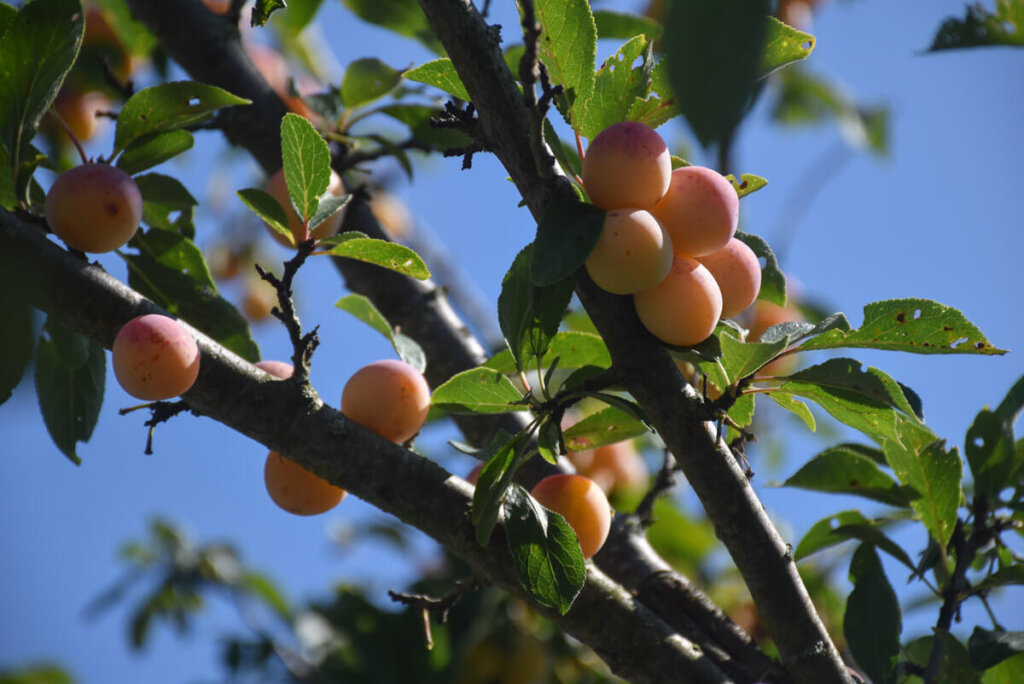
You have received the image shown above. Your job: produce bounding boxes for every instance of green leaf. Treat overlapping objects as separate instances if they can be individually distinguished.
[966,375,1024,502]
[783,444,911,507]
[728,392,755,428]
[0,3,17,37]
[974,565,1024,593]
[121,250,260,363]
[970,628,1024,671]
[625,94,679,131]
[484,331,610,374]
[237,188,293,244]
[800,299,1006,355]
[280,112,330,223]
[534,0,597,128]
[562,406,649,451]
[759,16,815,78]
[130,228,216,289]
[267,0,325,32]
[735,231,785,306]
[504,485,586,615]
[532,199,604,286]
[238,571,292,621]
[593,9,663,40]
[251,0,286,27]
[309,195,350,232]
[795,510,870,561]
[34,317,105,465]
[135,173,198,236]
[882,425,962,550]
[341,57,403,108]
[404,58,471,102]
[724,174,768,199]
[334,294,426,372]
[323,234,430,279]
[718,330,789,382]
[982,653,1024,684]
[340,0,442,54]
[113,82,250,155]
[929,1,1024,51]
[0,288,34,406]
[0,0,83,202]
[844,544,901,684]
[766,392,815,431]
[472,429,526,545]
[904,633,982,684]
[578,36,655,140]
[432,368,526,415]
[116,129,194,175]
[664,0,770,147]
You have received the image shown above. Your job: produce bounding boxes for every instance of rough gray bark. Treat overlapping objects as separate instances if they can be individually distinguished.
[1,210,733,684]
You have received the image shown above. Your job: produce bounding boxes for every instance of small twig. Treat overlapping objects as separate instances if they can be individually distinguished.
[432,101,488,169]
[634,450,678,527]
[442,141,486,170]
[46,108,89,164]
[388,578,480,650]
[254,240,319,383]
[337,137,432,172]
[119,400,196,455]
[517,0,557,183]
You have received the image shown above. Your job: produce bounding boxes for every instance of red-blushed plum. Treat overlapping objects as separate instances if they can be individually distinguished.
[530,474,612,559]
[581,122,671,211]
[264,168,347,248]
[650,166,738,257]
[254,360,293,379]
[697,237,762,318]
[341,360,431,444]
[264,451,346,516]
[112,314,200,400]
[633,255,723,347]
[45,163,143,253]
[585,209,674,294]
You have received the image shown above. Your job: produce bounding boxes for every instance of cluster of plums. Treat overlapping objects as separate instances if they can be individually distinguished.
[581,121,762,347]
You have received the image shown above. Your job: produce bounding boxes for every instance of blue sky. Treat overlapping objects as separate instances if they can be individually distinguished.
[1,1,1022,681]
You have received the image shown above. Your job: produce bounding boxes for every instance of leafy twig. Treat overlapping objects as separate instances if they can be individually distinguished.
[119,400,197,455]
[517,0,559,183]
[634,450,678,528]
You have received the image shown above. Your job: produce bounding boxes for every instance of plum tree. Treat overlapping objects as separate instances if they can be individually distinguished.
[112,314,200,400]
[530,474,612,559]
[696,237,762,318]
[341,359,431,443]
[584,208,673,294]
[263,450,346,516]
[581,121,671,210]
[633,255,723,347]
[44,163,143,253]
[264,168,347,247]
[650,166,739,257]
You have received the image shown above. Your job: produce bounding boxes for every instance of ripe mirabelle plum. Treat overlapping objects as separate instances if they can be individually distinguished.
[264,450,346,516]
[242,278,276,323]
[52,88,110,143]
[255,360,293,379]
[45,163,143,253]
[569,439,649,496]
[633,255,723,347]
[585,209,673,295]
[341,359,431,444]
[696,237,762,318]
[112,314,200,400]
[530,474,612,559]
[650,166,739,257]
[264,168,347,248]
[581,122,671,211]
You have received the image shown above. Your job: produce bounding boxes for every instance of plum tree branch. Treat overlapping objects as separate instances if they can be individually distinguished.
[121,1,774,679]
[413,0,851,682]
[0,210,731,684]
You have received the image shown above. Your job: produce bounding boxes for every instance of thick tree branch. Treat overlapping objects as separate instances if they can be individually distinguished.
[0,211,730,684]
[122,2,774,679]
[414,0,851,682]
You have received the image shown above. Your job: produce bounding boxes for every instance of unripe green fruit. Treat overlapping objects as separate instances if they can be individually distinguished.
[582,122,671,211]
[45,163,143,253]
[112,314,200,400]
[696,238,762,318]
[531,474,612,559]
[633,255,723,347]
[650,166,738,257]
[264,168,347,247]
[342,359,431,443]
[585,209,673,294]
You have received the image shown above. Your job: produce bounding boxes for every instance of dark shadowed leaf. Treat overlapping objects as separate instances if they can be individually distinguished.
[116,130,194,175]
[135,173,198,236]
[341,0,442,53]
[404,58,470,102]
[735,231,786,306]
[593,9,662,40]
[904,632,982,684]
[504,485,586,615]
[969,628,1024,671]
[532,200,605,286]
[0,289,34,406]
[929,1,1024,51]
[472,430,527,545]
[844,544,901,684]
[237,188,293,244]
[341,58,402,107]
[783,444,912,507]
[432,368,526,415]
[966,374,1024,501]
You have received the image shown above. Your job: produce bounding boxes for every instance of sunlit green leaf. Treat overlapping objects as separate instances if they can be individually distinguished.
[578,36,654,140]
[341,57,403,107]
[335,294,426,372]
[404,58,470,102]
[432,368,526,415]
[534,0,597,128]
[759,16,815,78]
[562,406,649,451]
[281,113,330,223]
[322,233,429,279]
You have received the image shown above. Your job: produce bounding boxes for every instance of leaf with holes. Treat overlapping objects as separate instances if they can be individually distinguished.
[759,16,815,78]
[114,82,250,154]
[534,0,597,128]
[784,444,912,507]
[562,406,649,451]
[724,173,768,199]
[341,58,403,107]
[504,485,586,615]
[845,544,901,684]
[335,294,426,372]
[578,36,655,139]
[323,234,430,279]
[735,231,786,306]
[800,299,1007,355]
[965,374,1024,501]
[432,368,527,415]
[404,58,470,102]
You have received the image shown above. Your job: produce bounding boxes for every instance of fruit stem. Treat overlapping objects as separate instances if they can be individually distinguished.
[47,107,89,165]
